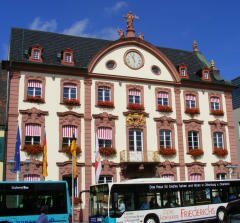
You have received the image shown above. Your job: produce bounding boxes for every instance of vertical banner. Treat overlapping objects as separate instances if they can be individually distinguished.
[14,125,21,174]
[95,134,102,184]
[43,130,48,178]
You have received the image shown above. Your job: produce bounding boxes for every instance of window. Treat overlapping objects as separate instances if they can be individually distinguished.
[128,89,141,104]
[106,60,116,69]
[202,68,211,81]
[63,84,77,99]
[129,129,142,151]
[161,174,174,180]
[159,130,172,148]
[29,45,43,62]
[97,127,112,148]
[27,80,42,97]
[210,97,220,110]
[23,174,41,181]
[186,95,196,108]
[64,53,72,63]
[98,87,110,102]
[151,65,161,75]
[189,173,202,181]
[157,92,169,106]
[178,64,188,78]
[204,71,209,79]
[213,132,224,148]
[216,173,226,180]
[25,124,41,145]
[181,68,186,76]
[62,125,77,147]
[188,131,199,149]
[98,175,113,184]
[61,49,74,65]
[33,49,40,60]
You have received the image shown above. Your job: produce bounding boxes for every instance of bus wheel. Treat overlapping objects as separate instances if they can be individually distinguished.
[144,215,159,223]
[216,207,227,223]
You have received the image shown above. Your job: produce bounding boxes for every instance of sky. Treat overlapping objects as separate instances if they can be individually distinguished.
[1,0,240,81]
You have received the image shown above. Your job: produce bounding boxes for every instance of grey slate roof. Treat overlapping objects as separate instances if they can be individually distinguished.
[0,63,7,127]
[9,28,226,84]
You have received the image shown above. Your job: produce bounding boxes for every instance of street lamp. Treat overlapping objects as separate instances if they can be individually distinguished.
[7,160,16,172]
[226,164,238,179]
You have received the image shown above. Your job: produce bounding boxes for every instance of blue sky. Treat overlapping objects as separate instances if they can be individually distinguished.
[1,0,240,81]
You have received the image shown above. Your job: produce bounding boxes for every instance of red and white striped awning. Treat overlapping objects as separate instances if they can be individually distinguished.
[63,84,76,88]
[23,174,41,181]
[186,95,196,101]
[189,173,202,181]
[162,174,174,180]
[62,125,77,138]
[28,80,42,88]
[25,124,41,136]
[158,92,168,98]
[210,97,220,103]
[99,86,110,90]
[129,89,141,96]
[97,127,112,140]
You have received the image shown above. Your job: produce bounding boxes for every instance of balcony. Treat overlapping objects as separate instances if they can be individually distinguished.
[120,150,160,162]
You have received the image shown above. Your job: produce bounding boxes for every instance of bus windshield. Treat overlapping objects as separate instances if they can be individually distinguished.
[90,184,109,217]
[0,181,71,222]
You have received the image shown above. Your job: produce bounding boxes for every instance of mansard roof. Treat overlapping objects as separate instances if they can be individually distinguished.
[9,28,227,85]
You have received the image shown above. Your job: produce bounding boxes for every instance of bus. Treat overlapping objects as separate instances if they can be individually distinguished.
[0,181,72,222]
[89,178,240,223]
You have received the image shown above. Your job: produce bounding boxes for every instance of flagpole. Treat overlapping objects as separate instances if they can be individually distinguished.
[72,156,74,223]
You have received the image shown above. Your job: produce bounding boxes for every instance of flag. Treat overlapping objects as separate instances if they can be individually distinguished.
[43,130,48,177]
[95,134,102,184]
[13,125,21,173]
[71,134,77,178]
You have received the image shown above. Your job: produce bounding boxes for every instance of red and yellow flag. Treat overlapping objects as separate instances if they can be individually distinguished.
[43,130,48,177]
[71,135,77,178]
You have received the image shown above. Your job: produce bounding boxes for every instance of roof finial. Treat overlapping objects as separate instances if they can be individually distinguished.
[123,11,139,38]
[192,40,199,52]
[117,28,125,39]
[210,59,215,70]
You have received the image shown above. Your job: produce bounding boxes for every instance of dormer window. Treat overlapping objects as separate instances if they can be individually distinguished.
[29,45,43,62]
[61,49,74,65]
[202,68,211,81]
[178,64,188,78]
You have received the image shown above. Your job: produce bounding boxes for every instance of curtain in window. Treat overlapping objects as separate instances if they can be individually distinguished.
[189,173,202,181]
[97,127,112,140]
[129,89,141,96]
[25,124,41,136]
[62,125,77,138]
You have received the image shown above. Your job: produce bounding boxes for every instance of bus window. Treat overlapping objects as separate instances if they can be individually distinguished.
[212,189,222,204]
[228,186,238,201]
[162,191,180,208]
[181,190,194,206]
[195,188,211,205]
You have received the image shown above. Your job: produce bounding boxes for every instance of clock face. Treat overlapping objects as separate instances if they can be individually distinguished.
[124,50,144,69]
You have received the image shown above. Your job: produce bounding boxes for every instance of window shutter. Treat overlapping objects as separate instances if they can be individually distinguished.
[0,137,4,161]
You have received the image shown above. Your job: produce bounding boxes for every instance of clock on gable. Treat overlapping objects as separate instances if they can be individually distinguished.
[124,49,144,69]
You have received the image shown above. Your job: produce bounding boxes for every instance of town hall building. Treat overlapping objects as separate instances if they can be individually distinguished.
[2,12,238,220]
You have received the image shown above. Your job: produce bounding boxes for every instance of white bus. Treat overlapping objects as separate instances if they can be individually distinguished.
[89,178,240,223]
